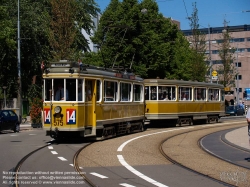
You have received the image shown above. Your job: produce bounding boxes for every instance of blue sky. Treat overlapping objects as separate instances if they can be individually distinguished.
[95,0,250,30]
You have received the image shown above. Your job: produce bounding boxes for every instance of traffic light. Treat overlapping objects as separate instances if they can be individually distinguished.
[243,91,247,98]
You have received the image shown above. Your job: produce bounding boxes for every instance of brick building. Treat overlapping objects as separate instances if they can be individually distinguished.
[182,25,250,106]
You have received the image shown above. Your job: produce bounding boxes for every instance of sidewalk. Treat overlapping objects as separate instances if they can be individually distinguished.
[225,126,250,151]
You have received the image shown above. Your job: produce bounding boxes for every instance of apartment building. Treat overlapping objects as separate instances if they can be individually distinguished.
[182,25,250,105]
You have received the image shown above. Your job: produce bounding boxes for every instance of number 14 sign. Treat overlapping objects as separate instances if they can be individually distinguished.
[66,109,76,124]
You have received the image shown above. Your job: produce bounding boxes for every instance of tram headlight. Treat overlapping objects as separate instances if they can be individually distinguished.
[54,106,62,114]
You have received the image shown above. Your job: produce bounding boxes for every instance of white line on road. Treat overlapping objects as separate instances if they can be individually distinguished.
[117,127,194,152]
[51,151,58,154]
[120,183,136,187]
[48,146,53,149]
[90,172,108,179]
[58,157,67,161]
[69,164,83,169]
[117,155,168,187]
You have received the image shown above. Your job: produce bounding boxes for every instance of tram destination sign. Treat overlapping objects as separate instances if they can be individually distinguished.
[50,63,71,67]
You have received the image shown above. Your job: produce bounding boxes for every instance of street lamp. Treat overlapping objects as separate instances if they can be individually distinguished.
[3,86,7,109]
[17,0,22,122]
[235,44,239,105]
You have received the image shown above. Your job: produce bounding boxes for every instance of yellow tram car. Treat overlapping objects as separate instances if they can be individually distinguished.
[144,79,226,126]
[42,60,145,140]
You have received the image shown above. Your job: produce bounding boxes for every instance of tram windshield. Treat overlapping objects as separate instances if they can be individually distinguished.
[44,78,98,102]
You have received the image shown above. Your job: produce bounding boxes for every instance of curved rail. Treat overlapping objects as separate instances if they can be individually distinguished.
[73,142,97,187]
[13,143,51,187]
[159,128,236,187]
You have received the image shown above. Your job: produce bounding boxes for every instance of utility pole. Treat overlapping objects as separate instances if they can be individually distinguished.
[208,24,212,83]
[236,43,239,105]
[17,0,22,122]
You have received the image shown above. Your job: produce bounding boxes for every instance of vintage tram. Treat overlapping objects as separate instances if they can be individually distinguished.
[144,79,226,126]
[42,60,145,140]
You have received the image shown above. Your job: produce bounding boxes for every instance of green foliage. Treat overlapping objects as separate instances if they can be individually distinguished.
[0,0,100,102]
[217,24,235,87]
[187,2,208,82]
[30,97,43,124]
[91,0,197,80]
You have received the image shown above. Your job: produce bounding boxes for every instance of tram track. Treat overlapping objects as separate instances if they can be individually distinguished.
[73,142,97,187]
[159,122,249,187]
[13,142,52,187]
[12,139,97,187]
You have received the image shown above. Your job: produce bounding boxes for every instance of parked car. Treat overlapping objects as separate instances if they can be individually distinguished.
[0,110,20,133]
[226,105,245,116]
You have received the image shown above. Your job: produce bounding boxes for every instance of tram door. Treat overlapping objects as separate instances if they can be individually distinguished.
[85,79,96,128]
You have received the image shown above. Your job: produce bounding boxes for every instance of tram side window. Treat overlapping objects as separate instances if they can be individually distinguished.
[221,90,225,101]
[208,89,219,101]
[44,79,52,101]
[150,86,157,100]
[104,81,117,101]
[179,87,192,101]
[133,84,143,101]
[159,86,176,100]
[120,82,131,101]
[78,79,83,101]
[145,87,149,100]
[194,88,206,101]
[85,80,92,102]
[96,80,101,102]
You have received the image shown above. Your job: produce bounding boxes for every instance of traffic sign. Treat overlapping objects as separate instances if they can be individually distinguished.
[212,76,218,80]
[212,71,217,77]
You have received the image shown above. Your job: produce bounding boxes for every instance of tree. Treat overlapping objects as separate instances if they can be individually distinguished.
[217,21,235,87]
[187,2,208,82]
[91,0,194,79]
[48,0,100,60]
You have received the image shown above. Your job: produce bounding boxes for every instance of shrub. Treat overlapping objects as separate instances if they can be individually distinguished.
[30,98,43,124]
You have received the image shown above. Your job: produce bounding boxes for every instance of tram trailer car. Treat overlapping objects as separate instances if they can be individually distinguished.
[42,60,145,140]
[144,79,226,126]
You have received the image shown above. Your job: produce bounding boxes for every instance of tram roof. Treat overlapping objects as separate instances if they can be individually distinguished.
[144,79,224,88]
[43,60,143,81]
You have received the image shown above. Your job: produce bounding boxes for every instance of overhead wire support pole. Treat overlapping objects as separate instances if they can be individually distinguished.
[236,43,239,106]
[17,0,22,123]
[208,24,212,83]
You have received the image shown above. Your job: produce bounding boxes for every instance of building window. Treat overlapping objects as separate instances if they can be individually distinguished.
[235,62,241,67]
[247,38,250,42]
[247,48,250,52]
[236,75,242,80]
[239,88,242,92]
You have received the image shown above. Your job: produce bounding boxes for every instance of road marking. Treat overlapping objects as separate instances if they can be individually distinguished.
[51,151,58,154]
[58,157,67,161]
[48,146,53,149]
[118,155,168,187]
[90,172,108,179]
[117,127,193,152]
[120,183,136,187]
[69,164,83,169]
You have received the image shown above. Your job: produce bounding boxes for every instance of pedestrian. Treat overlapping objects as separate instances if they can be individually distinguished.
[246,108,250,153]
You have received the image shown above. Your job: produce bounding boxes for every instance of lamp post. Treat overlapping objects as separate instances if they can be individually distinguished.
[236,43,239,105]
[17,0,22,122]
[3,86,7,109]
